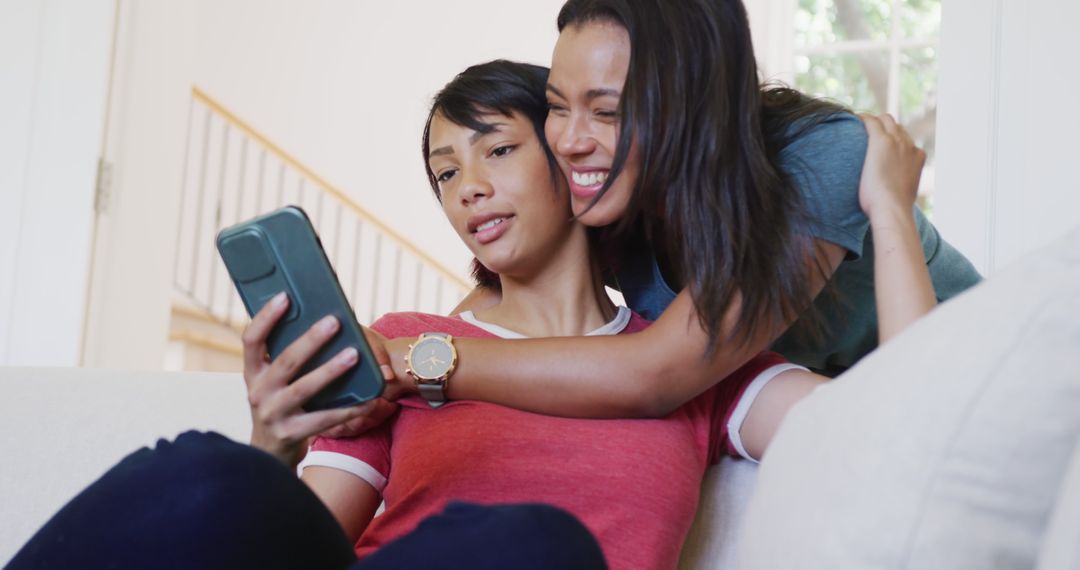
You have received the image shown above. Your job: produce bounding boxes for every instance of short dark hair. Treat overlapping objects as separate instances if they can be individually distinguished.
[422,60,561,291]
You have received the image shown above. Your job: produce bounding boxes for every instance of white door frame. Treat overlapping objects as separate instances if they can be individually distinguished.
[80,0,199,369]
[936,0,1080,276]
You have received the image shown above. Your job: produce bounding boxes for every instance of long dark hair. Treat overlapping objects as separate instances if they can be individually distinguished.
[558,0,844,349]
[421,60,561,291]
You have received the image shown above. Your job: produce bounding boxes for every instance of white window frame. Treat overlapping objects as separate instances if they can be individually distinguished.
[789,0,939,118]
[755,0,1080,276]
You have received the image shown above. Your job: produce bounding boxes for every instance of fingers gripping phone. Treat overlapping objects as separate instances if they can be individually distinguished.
[217,206,384,410]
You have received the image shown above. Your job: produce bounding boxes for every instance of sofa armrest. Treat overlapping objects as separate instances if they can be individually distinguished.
[738,227,1080,569]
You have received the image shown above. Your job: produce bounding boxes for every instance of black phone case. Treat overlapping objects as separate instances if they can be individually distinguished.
[216,205,384,410]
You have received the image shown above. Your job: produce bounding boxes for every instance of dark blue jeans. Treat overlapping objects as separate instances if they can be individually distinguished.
[8,431,606,570]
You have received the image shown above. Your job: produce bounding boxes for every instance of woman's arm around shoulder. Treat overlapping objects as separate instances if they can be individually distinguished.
[386,244,845,419]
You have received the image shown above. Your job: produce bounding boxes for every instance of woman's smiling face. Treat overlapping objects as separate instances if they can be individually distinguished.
[427,110,572,278]
[545,20,640,228]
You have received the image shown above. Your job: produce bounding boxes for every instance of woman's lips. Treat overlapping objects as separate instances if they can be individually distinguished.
[474,215,514,245]
[568,168,609,200]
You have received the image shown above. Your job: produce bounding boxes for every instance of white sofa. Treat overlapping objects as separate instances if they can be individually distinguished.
[736,227,1080,570]
[0,367,252,564]
[3,228,1079,568]
[0,365,758,568]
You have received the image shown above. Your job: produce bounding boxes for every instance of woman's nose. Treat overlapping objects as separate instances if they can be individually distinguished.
[555,115,596,158]
[460,170,493,205]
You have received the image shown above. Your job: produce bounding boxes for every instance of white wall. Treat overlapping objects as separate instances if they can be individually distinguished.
[0,0,797,370]
[187,0,566,270]
[746,0,796,84]
[80,1,202,370]
[936,0,1080,275]
[83,0,567,369]
[28,0,1077,369]
[0,0,114,366]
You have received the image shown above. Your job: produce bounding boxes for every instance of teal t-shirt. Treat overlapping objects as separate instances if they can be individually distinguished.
[613,113,982,376]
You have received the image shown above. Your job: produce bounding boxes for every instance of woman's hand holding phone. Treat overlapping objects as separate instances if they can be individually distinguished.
[244,292,398,466]
[316,334,418,439]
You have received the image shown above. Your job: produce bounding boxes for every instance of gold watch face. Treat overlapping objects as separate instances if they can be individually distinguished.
[408,337,454,381]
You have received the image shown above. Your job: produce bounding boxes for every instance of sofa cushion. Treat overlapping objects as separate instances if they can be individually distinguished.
[739,227,1080,569]
[1,366,765,570]
[678,457,758,570]
[1037,438,1080,570]
[0,367,249,564]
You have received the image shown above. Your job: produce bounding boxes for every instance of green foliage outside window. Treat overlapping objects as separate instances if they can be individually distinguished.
[793,0,941,211]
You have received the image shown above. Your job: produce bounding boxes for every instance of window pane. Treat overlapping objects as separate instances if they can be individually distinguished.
[795,0,894,48]
[900,0,942,39]
[898,46,937,133]
[794,51,889,113]
[899,46,939,208]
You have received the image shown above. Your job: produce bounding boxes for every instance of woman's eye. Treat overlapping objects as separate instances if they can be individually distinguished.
[547,102,569,115]
[436,169,457,183]
[595,109,619,119]
[492,145,515,158]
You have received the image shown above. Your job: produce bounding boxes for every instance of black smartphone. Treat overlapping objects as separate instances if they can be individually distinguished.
[216,205,384,410]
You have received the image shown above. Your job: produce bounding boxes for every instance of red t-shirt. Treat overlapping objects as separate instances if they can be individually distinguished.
[306,309,791,569]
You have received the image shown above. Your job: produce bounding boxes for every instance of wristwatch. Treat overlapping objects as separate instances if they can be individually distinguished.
[404,332,457,408]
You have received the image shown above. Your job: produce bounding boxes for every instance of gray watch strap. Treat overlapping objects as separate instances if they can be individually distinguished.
[417,383,447,408]
[416,332,451,409]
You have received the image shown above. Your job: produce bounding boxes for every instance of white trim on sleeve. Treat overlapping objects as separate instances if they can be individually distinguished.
[585,306,632,336]
[297,451,388,492]
[726,363,809,463]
